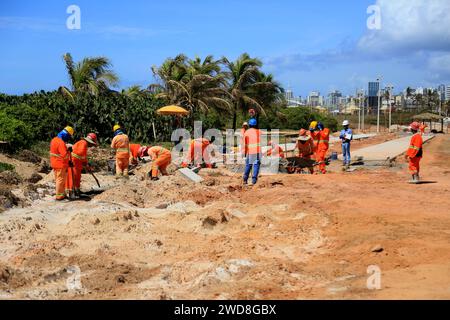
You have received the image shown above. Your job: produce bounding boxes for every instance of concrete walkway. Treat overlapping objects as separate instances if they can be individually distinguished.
[340,134,434,161]
[272,133,377,153]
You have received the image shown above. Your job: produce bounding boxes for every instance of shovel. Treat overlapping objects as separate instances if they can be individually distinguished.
[87,166,101,188]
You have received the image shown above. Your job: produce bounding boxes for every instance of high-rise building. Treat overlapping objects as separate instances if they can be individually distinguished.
[284,89,293,101]
[446,85,450,101]
[368,81,380,113]
[327,90,342,109]
[307,91,321,107]
[438,84,446,101]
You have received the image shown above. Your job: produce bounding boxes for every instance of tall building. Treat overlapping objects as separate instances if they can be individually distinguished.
[284,89,293,101]
[438,84,446,101]
[446,85,450,101]
[307,91,322,107]
[368,81,380,113]
[327,90,342,109]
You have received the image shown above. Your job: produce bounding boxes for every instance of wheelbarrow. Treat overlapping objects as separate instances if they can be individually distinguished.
[279,156,330,174]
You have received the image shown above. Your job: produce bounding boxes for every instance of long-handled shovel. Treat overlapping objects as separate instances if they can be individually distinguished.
[87,166,101,188]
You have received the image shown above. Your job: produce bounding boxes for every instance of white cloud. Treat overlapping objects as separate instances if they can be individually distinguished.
[358,0,450,53]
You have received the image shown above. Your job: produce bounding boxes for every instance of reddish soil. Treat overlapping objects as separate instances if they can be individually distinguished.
[0,134,449,299]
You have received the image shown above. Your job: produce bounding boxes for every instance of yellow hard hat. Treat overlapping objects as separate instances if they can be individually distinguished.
[113,124,121,132]
[309,121,318,129]
[64,126,74,136]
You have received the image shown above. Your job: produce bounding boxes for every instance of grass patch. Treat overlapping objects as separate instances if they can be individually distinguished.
[0,162,15,173]
[30,141,50,159]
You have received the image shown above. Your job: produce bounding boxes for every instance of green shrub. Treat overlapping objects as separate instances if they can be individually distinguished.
[0,162,15,173]
[0,111,34,150]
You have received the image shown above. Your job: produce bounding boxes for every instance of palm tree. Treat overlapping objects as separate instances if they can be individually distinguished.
[248,71,285,123]
[121,85,149,99]
[223,53,266,130]
[151,54,231,118]
[59,53,119,100]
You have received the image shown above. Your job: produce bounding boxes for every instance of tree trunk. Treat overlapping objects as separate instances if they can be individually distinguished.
[232,105,238,131]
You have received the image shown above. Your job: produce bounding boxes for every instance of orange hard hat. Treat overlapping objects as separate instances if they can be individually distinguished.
[410,122,420,131]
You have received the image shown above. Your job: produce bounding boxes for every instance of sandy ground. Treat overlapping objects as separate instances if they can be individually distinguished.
[0,134,449,300]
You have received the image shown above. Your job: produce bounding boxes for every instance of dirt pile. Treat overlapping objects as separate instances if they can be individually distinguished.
[14,150,42,164]
[95,166,241,208]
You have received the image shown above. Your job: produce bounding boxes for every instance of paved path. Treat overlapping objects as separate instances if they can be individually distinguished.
[271,134,377,153]
[339,134,434,161]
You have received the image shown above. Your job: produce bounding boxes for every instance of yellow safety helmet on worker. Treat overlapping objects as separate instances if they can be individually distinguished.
[64,126,74,136]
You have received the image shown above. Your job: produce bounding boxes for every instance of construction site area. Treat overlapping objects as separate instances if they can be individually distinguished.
[1,131,449,300]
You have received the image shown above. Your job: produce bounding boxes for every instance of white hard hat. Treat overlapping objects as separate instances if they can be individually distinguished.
[342,120,349,126]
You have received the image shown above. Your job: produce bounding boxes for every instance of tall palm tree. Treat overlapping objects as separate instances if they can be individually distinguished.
[59,53,119,100]
[223,53,266,130]
[121,85,149,99]
[151,54,231,117]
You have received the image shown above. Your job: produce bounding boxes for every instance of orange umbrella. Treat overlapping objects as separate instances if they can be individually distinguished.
[156,105,189,116]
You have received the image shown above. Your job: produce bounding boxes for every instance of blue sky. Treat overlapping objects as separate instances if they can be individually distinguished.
[1,0,450,97]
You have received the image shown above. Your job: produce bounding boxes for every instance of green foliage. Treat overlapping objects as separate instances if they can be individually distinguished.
[259,107,338,132]
[0,162,15,173]
[0,111,33,150]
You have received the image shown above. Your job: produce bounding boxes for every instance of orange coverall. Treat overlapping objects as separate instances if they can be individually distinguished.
[49,137,69,200]
[185,138,212,167]
[149,146,172,177]
[314,129,330,174]
[407,133,423,175]
[296,138,314,174]
[267,144,285,158]
[65,139,89,194]
[129,144,141,165]
[111,134,130,175]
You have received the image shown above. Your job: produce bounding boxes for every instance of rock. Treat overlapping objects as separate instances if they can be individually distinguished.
[155,203,169,209]
[116,275,126,283]
[27,173,43,184]
[92,218,101,225]
[371,245,384,253]
[122,212,133,221]
[38,160,51,174]
[204,179,216,186]
[202,216,218,228]
[0,171,22,185]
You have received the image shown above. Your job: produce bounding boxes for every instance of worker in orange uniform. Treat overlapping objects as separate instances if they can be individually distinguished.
[405,122,423,183]
[419,122,427,135]
[309,121,319,154]
[111,125,130,178]
[242,118,261,185]
[49,126,74,201]
[147,146,172,181]
[310,121,330,174]
[65,133,98,198]
[181,137,213,168]
[296,129,315,174]
[129,143,142,165]
[266,140,285,158]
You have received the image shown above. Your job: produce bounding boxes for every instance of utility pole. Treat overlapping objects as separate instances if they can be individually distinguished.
[376,76,382,133]
[386,84,393,132]
[362,89,365,131]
